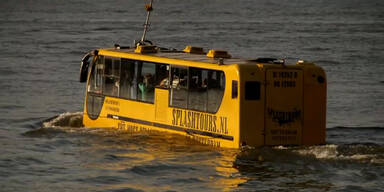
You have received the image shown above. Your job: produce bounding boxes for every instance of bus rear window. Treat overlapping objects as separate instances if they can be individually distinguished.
[245,81,260,100]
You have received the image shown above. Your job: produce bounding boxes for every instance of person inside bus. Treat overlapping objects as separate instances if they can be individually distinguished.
[159,77,169,88]
[112,78,120,96]
[156,64,169,88]
[138,73,154,102]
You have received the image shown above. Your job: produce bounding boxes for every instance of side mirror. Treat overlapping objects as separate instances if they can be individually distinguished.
[79,50,98,83]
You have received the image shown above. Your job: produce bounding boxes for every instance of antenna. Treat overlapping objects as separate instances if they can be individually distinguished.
[140,0,154,44]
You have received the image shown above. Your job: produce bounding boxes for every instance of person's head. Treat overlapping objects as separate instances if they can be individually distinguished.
[144,73,153,85]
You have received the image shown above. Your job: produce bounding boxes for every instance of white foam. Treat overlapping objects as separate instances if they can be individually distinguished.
[42,112,83,128]
[295,144,339,159]
[338,154,378,161]
[273,145,289,150]
[293,145,382,163]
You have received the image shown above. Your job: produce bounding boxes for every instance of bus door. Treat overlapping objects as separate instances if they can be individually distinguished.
[155,64,170,123]
[155,88,169,122]
[265,69,303,145]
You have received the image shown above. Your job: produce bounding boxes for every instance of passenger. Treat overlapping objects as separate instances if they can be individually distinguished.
[202,78,208,88]
[171,75,180,89]
[131,74,138,100]
[159,77,169,88]
[156,64,169,88]
[138,73,154,101]
[112,79,120,96]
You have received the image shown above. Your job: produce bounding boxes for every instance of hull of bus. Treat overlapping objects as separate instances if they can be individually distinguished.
[83,87,240,148]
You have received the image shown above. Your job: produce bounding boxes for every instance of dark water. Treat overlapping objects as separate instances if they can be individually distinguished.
[1,0,384,191]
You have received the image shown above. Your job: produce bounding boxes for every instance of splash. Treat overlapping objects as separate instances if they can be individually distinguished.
[293,144,384,163]
[42,112,83,128]
[294,145,339,159]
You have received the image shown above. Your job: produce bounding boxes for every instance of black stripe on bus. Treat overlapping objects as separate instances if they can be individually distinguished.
[107,114,234,141]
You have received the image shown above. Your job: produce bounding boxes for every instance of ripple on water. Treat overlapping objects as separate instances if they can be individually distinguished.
[128,162,197,176]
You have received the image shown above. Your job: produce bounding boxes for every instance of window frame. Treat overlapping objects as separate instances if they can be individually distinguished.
[169,65,225,114]
[87,56,171,104]
[87,56,226,112]
[169,65,189,108]
[102,57,121,97]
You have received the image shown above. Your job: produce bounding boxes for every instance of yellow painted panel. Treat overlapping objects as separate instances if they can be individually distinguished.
[239,66,265,147]
[302,66,326,145]
[265,69,303,145]
[155,88,169,123]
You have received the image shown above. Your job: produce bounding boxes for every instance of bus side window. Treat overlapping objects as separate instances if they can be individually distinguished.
[170,67,188,108]
[170,66,225,113]
[138,61,156,103]
[120,59,140,100]
[103,58,120,97]
[156,64,169,88]
[88,55,104,94]
[188,68,208,111]
[245,81,260,100]
[120,59,136,99]
[120,60,163,103]
[207,71,225,113]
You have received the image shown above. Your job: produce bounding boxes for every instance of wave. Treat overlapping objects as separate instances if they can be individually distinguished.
[42,112,83,128]
[237,143,384,166]
[292,144,384,164]
[328,126,384,130]
[295,126,384,163]
[22,112,84,138]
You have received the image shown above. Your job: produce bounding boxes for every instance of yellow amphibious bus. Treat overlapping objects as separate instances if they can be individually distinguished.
[79,44,326,148]
[79,0,326,148]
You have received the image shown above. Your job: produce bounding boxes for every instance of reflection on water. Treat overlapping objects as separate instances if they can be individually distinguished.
[23,112,248,191]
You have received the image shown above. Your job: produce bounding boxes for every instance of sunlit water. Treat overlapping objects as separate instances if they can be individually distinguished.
[1,0,384,191]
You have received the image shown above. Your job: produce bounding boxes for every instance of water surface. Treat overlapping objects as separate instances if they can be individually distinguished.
[0,0,383,191]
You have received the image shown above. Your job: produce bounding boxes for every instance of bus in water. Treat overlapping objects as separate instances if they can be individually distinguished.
[79,44,326,148]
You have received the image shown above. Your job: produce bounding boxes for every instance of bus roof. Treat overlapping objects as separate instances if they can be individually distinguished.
[98,47,249,65]
[97,46,304,68]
